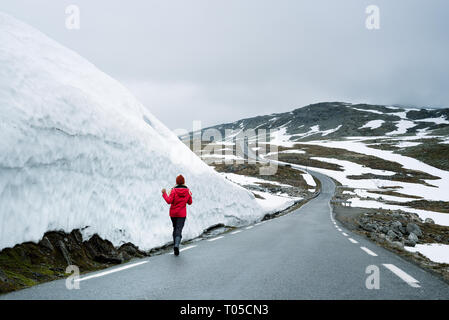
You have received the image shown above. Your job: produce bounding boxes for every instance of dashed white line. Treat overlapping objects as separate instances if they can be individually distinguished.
[75,261,148,282]
[348,238,358,244]
[360,246,378,257]
[342,232,348,237]
[245,226,254,230]
[207,236,224,242]
[231,230,242,235]
[383,264,421,288]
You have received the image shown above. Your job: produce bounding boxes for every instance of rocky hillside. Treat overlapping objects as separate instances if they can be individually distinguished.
[182,102,449,142]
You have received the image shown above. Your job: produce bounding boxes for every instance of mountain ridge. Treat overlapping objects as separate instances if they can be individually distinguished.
[182,102,449,142]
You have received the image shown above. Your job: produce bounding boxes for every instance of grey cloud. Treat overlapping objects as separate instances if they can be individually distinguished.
[2,0,448,129]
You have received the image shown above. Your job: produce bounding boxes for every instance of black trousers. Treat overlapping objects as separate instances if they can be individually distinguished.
[170,217,186,241]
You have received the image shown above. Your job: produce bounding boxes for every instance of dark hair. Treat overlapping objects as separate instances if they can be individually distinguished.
[176,175,185,185]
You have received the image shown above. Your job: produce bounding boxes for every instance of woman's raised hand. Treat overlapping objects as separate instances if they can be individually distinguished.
[161,188,166,194]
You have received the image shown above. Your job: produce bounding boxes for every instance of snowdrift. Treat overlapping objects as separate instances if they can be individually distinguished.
[0,12,264,250]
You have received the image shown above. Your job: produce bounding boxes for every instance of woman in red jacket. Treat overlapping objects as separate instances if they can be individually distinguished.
[161,174,192,256]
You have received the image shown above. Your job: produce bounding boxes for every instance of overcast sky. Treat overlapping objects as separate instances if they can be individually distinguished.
[2,0,449,130]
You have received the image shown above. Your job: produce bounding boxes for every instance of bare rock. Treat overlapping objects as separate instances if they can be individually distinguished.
[406,223,422,237]
[0,269,10,283]
[391,221,403,234]
[94,253,123,264]
[56,240,72,266]
[38,236,54,252]
[408,232,419,244]
[71,229,83,244]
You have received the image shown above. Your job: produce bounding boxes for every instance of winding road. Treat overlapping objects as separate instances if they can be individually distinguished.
[2,170,448,299]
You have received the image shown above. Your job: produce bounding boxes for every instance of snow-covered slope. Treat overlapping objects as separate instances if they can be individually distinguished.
[0,12,265,251]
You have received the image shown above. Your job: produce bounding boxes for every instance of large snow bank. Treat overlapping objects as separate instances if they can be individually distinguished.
[0,12,264,250]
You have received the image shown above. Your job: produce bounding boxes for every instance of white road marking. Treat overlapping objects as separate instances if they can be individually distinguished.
[348,238,358,244]
[245,226,254,230]
[180,245,197,252]
[231,230,242,235]
[360,246,378,256]
[169,245,197,254]
[383,264,421,288]
[337,228,342,231]
[342,232,348,236]
[207,236,224,242]
[75,261,148,282]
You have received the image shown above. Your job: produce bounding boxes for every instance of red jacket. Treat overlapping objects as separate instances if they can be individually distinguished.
[162,185,192,218]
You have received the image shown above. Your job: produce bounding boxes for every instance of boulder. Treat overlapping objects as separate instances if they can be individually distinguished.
[56,240,72,265]
[387,239,404,250]
[387,230,401,241]
[94,253,123,264]
[0,269,9,283]
[38,236,54,252]
[71,229,83,244]
[391,221,404,234]
[404,239,416,247]
[406,223,422,237]
[424,218,435,224]
[380,226,389,234]
[408,232,419,244]
[118,243,145,258]
[361,223,378,232]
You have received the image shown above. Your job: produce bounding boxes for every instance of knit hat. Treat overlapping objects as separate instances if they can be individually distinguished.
[176,174,185,185]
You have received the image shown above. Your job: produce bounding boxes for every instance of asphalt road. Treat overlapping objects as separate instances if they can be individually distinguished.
[2,171,448,299]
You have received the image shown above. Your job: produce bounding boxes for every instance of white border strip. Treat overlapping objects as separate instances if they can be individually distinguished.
[207,236,224,242]
[75,261,148,282]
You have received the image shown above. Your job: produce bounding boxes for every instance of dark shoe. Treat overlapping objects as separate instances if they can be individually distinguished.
[174,246,179,256]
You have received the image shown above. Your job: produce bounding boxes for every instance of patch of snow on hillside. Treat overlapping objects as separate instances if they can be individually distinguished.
[415,117,449,125]
[280,149,306,154]
[405,244,449,264]
[386,120,417,135]
[222,173,291,188]
[321,125,342,136]
[270,127,295,147]
[302,172,316,187]
[350,108,383,114]
[252,190,298,213]
[354,189,420,203]
[390,111,409,119]
[396,141,421,148]
[359,120,384,130]
[301,140,449,203]
[311,157,396,177]
[347,198,449,227]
